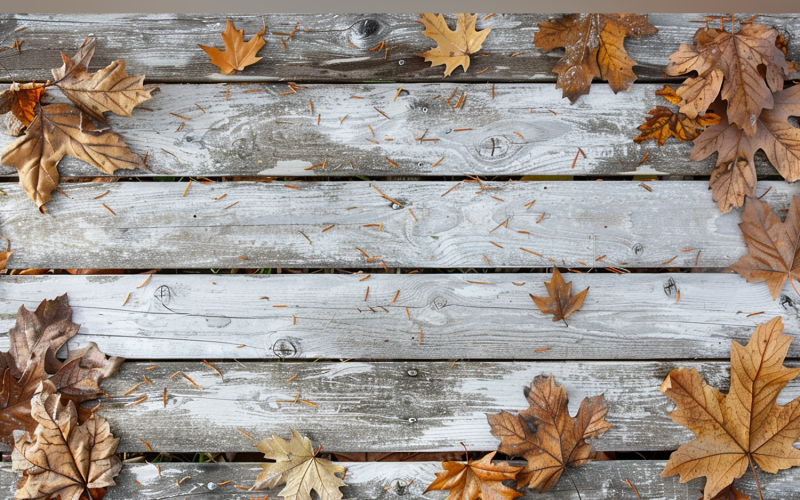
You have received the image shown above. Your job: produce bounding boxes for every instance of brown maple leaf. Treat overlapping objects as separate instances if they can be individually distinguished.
[661,316,800,500]
[415,13,491,77]
[198,18,266,75]
[424,450,523,500]
[529,268,588,326]
[12,379,122,500]
[51,37,157,123]
[634,86,721,146]
[0,234,14,270]
[252,428,346,500]
[729,195,800,300]
[691,85,800,213]
[0,82,48,136]
[487,375,611,494]
[701,484,751,500]
[0,294,123,446]
[665,20,794,137]
[534,14,657,103]
[1,103,145,209]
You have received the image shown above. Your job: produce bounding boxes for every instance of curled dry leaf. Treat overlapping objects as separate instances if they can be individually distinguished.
[634,86,721,147]
[661,317,800,500]
[529,267,588,326]
[487,375,611,493]
[729,195,800,300]
[0,82,48,136]
[252,428,346,500]
[424,450,523,500]
[0,234,15,270]
[415,13,491,77]
[12,379,122,500]
[198,18,266,75]
[534,14,657,102]
[665,19,795,137]
[0,294,123,446]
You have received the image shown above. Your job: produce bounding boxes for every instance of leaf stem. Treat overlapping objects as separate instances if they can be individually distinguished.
[790,277,800,299]
[564,468,582,500]
[749,455,764,500]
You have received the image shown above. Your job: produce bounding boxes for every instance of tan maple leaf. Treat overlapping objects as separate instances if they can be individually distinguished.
[487,375,611,493]
[198,18,266,75]
[728,195,800,300]
[415,13,491,77]
[1,103,145,209]
[529,268,588,326]
[634,86,721,146]
[691,85,800,213]
[534,14,657,102]
[12,379,122,500]
[661,316,800,500]
[0,294,123,446]
[0,235,14,270]
[51,37,157,123]
[665,20,794,137]
[0,82,48,136]
[424,450,523,500]
[252,428,346,500]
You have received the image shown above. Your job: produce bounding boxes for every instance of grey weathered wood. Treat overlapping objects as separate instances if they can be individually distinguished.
[10,360,792,454]
[0,83,781,178]
[0,14,797,83]
[1,460,794,499]
[0,180,788,269]
[1,273,796,361]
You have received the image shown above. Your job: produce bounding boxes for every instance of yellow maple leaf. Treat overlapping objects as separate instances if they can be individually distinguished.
[198,18,266,75]
[415,13,491,77]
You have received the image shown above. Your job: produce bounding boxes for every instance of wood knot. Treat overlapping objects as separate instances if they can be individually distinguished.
[271,338,298,358]
[476,136,510,159]
[350,18,383,46]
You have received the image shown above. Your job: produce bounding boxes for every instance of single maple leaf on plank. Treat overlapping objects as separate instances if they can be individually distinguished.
[252,428,346,500]
[415,13,491,77]
[424,450,523,500]
[665,20,794,137]
[51,37,158,123]
[0,82,48,136]
[487,375,611,494]
[1,103,144,210]
[661,316,800,500]
[530,268,588,326]
[12,379,122,500]
[534,14,657,103]
[729,195,800,300]
[199,18,266,75]
[634,86,721,147]
[0,294,123,446]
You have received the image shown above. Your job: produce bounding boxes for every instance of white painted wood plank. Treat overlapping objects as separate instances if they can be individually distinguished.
[5,360,791,454]
[0,180,790,269]
[1,273,796,361]
[0,83,778,178]
[2,460,794,499]
[1,14,797,83]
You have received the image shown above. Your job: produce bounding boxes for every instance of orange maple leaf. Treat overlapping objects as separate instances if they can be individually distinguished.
[198,18,266,75]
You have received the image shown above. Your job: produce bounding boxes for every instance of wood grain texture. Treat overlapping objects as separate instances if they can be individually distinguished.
[0,179,790,269]
[0,14,797,83]
[1,273,796,361]
[0,83,780,178]
[1,460,795,499]
[0,359,789,454]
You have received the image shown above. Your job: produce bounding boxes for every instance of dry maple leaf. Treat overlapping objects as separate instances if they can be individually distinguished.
[51,37,157,123]
[665,19,794,137]
[0,234,15,270]
[415,13,491,77]
[424,450,523,500]
[198,18,266,75]
[252,428,346,500]
[729,195,800,300]
[0,82,48,136]
[701,484,751,500]
[634,86,721,146]
[691,85,800,213]
[487,375,611,494]
[0,294,123,446]
[661,316,800,500]
[529,268,588,326]
[12,379,122,500]
[1,103,144,209]
[534,14,657,103]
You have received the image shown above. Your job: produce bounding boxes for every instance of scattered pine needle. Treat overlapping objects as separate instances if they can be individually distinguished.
[466,280,491,284]
[299,231,312,244]
[182,373,203,389]
[374,107,390,119]
[483,13,494,20]
[223,201,239,210]
[140,439,152,451]
[625,479,641,499]
[137,275,152,288]
[442,182,461,197]
[747,311,765,317]
[122,383,141,396]
[535,347,551,352]
[637,152,650,166]
[405,306,410,319]
[163,387,167,407]
[203,360,223,378]
[322,224,335,232]
[300,400,317,408]
[102,203,116,215]
[432,156,444,167]
[418,328,422,345]
[372,185,401,205]
[122,292,131,306]
[94,190,110,199]
[536,212,546,224]
[394,85,404,102]
[238,428,254,440]
[391,290,400,303]
[129,395,147,406]
[287,374,298,382]
[408,208,418,221]
[170,371,181,379]
[676,289,681,303]
[695,249,701,266]
[182,180,193,197]
[359,274,371,281]
[639,182,652,192]
[520,247,542,257]
[662,255,678,265]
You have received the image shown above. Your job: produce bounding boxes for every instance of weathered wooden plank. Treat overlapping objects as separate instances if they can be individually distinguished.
[0,180,789,269]
[0,83,780,178]
[1,14,797,83]
[1,273,796,361]
[8,360,793,454]
[1,460,793,499]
